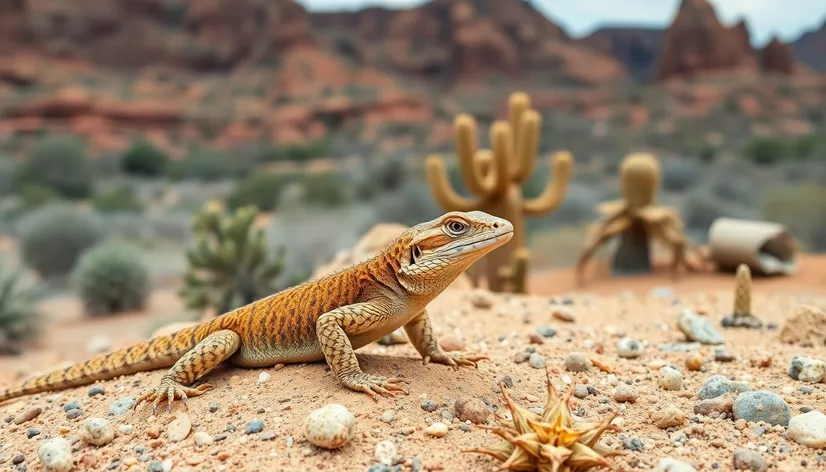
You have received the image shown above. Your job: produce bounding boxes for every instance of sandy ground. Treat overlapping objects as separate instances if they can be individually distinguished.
[0,257,825,472]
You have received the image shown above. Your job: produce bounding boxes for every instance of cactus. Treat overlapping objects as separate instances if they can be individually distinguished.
[0,261,44,354]
[721,263,762,329]
[72,243,150,316]
[576,153,706,284]
[180,201,285,315]
[425,91,573,293]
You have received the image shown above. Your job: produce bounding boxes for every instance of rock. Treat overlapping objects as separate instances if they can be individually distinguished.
[527,333,545,345]
[778,305,826,347]
[80,418,115,446]
[654,457,696,471]
[732,448,767,472]
[454,397,489,424]
[659,366,683,391]
[652,406,685,428]
[551,307,575,322]
[528,352,546,369]
[697,375,751,400]
[574,385,590,399]
[424,422,448,437]
[788,356,826,383]
[694,393,735,418]
[88,385,105,397]
[66,409,83,420]
[563,352,592,372]
[374,440,398,466]
[685,352,706,371]
[167,413,192,442]
[760,37,796,75]
[304,404,356,449]
[749,351,772,368]
[246,419,265,434]
[118,424,132,434]
[380,410,395,423]
[193,431,214,447]
[108,396,136,416]
[13,407,42,425]
[623,437,644,452]
[439,335,465,352]
[788,410,826,448]
[377,328,408,346]
[616,338,643,358]
[677,309,724,345]
[613,384,638,403]
[658,342,701,352]
[85,335,112,355]
[367,465,390,472]
[469,291,494,309]
[257,372,271,384]
[733,391,791,426]
[536,326,557,338]
[715,349,736,362]
[37,437,73,472]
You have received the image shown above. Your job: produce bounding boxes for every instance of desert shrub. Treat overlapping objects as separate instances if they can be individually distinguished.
[0,157,17,197]
[374,179,442,227]
[18,183,58,209]
[761,184,826,252]
[298,172,348,207]
[743,137,788,165]
[791,134,818,159]
[660,158,702,192]
[120,137,169,177]
[72,243,150,316]
[18,204,105,278]
[14,134,94,199]
[355,155,408,200]
[166,150,251,181]
[92,184,143,213]
[0,261,44,345]
[258,140,327,163]
[226,172,295,211]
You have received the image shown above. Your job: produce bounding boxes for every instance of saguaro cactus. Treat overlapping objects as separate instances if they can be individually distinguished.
[425,91,573,293]
[180,201,285,315]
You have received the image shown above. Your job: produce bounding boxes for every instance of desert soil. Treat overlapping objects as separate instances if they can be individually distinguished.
[1,256,825,472]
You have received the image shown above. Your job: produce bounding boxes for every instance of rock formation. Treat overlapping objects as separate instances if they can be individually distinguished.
[761,37,797,75]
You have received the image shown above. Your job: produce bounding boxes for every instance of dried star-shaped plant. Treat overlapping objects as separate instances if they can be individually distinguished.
[463,370,623,471]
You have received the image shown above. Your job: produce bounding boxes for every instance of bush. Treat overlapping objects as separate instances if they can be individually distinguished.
[743,137,788,165]
[18,183,58,209]
[120,137,169,177]
[14,134,94,199]
[166,150,251,181]
[258,140,327,163]
[226,172,295,211]
[92,185,143,213]
[19,204,105,278]
[298,172,348,207]
[0,262,44,345]
[72,243,150,316]
[375,179,442,227]
[761,184,826,252]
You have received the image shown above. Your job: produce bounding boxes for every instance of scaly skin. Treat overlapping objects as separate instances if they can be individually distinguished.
[0,211,514,411]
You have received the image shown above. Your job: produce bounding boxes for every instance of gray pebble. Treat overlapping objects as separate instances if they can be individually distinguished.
[528,352,546,369]
[26,429,40,439]
[412,457,422,472]
[12,455,24,465]
[108,397,136,416]
[658,342,701,352]
[139,454,150,462]
[441,409,454,422]
[246,419,265,434]
[498,376,514,388]
[616,338,643,358]
[697,375,751,400]
[714,349,737,362]
[678,309,724,345]
[753,426,766,436]
[286,436,295,447]
[62,401,81,412]
[733,391,791,426]
[147,461,164,472]
[574,385,590,399]
[367,464,390,472]
[537,326,557,338]
[88,385,105,397]
[514,352,530,364]
[732,448,767,472]
[209,402,219,413]
[66,409,82,420]
[420,400,437,412]
[261,432,276,441]
[800,386,814,394]
[459,424,471,432]
[135,446,145,454]
[563,352,591,372]
[623,437,644,452]
[105,461,121,471]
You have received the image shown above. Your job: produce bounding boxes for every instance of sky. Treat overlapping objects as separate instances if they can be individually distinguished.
[297,0,826,46]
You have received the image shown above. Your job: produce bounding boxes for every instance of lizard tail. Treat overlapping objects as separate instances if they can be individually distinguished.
[0,317,229,403]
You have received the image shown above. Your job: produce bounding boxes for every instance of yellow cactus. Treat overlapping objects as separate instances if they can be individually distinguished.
[721,263,762,328]
[425,92,573,293]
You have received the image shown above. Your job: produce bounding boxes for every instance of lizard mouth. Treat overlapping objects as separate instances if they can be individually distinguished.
[444,230,514,255]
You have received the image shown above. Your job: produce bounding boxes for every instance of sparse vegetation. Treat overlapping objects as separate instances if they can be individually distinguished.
[0,262,44,345]
[92,184,143,213]
[72,243,150,316]
[120,137,169,177]
[13,135,95,199]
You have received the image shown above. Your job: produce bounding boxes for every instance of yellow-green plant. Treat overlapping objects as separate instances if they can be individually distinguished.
[425,92,573,293]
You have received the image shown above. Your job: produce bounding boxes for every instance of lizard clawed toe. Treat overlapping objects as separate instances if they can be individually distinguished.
[424,351,489,370]
[342,373,409,401]
[134,379,213,414]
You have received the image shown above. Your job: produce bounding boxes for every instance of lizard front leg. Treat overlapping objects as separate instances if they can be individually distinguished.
[316,303,409,401]
[404,310,488,368]
[135,329,240,413]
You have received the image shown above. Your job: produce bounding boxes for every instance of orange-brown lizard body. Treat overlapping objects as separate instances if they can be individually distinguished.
[0,211,513,411]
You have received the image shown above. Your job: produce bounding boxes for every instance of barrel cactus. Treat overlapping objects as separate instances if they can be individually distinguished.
[72,243,150,316]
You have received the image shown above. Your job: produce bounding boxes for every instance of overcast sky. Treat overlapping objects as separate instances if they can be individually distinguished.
[297,0,826,46]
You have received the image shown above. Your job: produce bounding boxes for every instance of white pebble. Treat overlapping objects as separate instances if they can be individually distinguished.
[788,410,826,448]
[167,413,191,442]
[304,404,356,449]
[37,437,73,472]
[659,366,683,391]
[193,431,214,447]
[161,459,173,472]
[424,422,448,437]
[80,417,115,446]
[118,424,133,434]
[781,386,795,395]
[617,337,643,358]
[258,371,271,384]
[374,440,398,465]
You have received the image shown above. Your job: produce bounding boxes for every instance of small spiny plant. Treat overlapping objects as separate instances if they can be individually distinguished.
[72,243,150,317]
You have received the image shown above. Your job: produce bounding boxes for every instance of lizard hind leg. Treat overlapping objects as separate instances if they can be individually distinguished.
[135,329,241,414]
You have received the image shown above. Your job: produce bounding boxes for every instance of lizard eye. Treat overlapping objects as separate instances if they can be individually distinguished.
[445,219,468,236]
[410,244,422,263]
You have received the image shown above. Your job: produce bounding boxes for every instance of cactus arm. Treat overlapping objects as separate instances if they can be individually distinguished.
[489,121,514,196]
[522,151,573,216]
[454,114,497,197]
[424,154,481,212]
[512,109,541,183]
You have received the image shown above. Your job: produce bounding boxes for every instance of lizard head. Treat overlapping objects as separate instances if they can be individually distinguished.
[396,211,513,294]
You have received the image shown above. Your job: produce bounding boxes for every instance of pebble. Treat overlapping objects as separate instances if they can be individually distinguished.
[563,352,591,372]
[536,325,557,338]
[380,410,395,423]
[714,349,737,362]
[420,400,437,412]
[623,437,644,452]
[441,409,454,422]
[654,457,696,472]
[694,394,735,418]
[653,406,685,428]
[659,366,683,391]
[119,424,133,434]
[499,376,514,388]
[80,417,115,446]
[685,352,706,371]
[304,404,356,449]
[788,410,826,448]
[788,356,826,383]
[257,372,271,384]
[514,352,530,364]
[528,352,546,369]
[678,308,724,345]
[732,448,767,472]
[574,385,590,399]
[733,391,791,426]
[147,460,164,472]
[62,401,81,412]
[616,338,643,358]
[552,307,575,322]
[454,397,489,424]
[167,413,192,442]
[193,431,214,447]
[66,409,83,420]
[469,291,494,309]
[261,432,276,441]
[13,407,42,425]
[697,375,751,400]
[439,335,464,352]
[88,385,105,397]
[209,402,219,413]
[37,437,73,472]
[374,440,398,466]
[246,419,265,434]
[367,465,390,472]
[27,428,41,438]
[108,396,136,416]
[424,422,448,437]
[749,351,772,368]
[527,333,545,345]
[613,384,638,403]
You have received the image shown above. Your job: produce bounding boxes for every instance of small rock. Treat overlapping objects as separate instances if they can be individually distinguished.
[147,460,164,472]
[616,338,643,359]
[12,455,25,465]
[380,410,395,423]
[304,404,356,449]
[377,328,408,346]
[38,437,73,472]
[108,397,136,416]
[193,431,214,447]
[654,457,696,472]
[714,349,737,362]
[685,352,706,371]
[498,376,514,388]
[694,394,735,418]
[65,409,82,420]
[374,440,398,466]
[88,385,105,397]
[86,335,112,355]
[62,401,81,412]
[119,424,133,434]
[623,437,644,452]
[574,385,590,399]
[13,407,42,425]
[527,333,544,345]
[167,413,192,442]
[246,419,265,434]
[678,309,724,345]
[788,410,826,448]
[528,352,546,369]
[420,400,437,412]
[454,397,489,424]
[613,384,638,403]
[469,291,494,309]
[514,352,530,364]
[536,326,556,338]
[261,432,276,441]
[658,342,702,353]
[659,366,683,391]
[209,402,219,413]
[27,428,41,438]
[257,372,271,384]
[552,307,575,322]
[788,356,826,383]
[653,406,685,428]
[749,351,772,369]
[80,418,115,446]
[563,352,591,372]
[439,335,464,352]
[697,375,750,400]
[367,465,390,472]
[732,448,767,472]
[733,391,791,426]
[424,422,448,437]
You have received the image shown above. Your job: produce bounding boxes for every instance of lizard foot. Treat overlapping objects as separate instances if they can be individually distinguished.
[424,351,488,369]
[135,378,213,414]
[341,372,409,402]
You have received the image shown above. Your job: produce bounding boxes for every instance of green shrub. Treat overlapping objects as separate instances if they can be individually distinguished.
[792,134,817,159]
[0,262,44,344]
[19,204,105,278]
[258,140,327,163]
[72,243,150,316]
[18,184,58,209]
[92,185,143,213]
[299,172,347,207]
[120,137,169,177]
[761,184,826,252]
[226,172,295,211]
[166,150,251,181]
[743,137,788,165]
[14,134,94,199]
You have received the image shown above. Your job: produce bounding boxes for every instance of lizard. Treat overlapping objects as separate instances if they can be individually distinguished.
[0,210,514,413]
